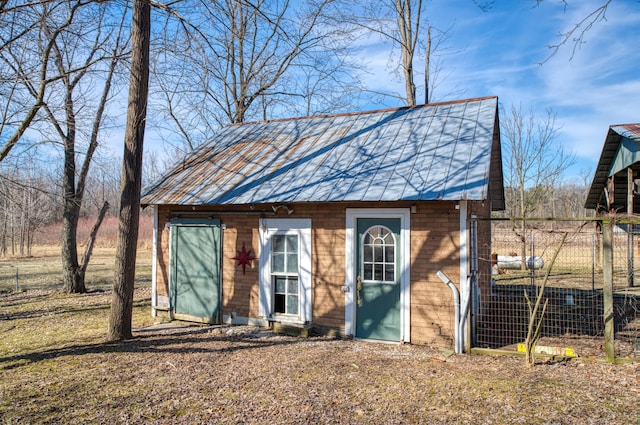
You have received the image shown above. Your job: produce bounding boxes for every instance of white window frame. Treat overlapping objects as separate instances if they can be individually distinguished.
[271,234,300,316]
[259,218,312,324]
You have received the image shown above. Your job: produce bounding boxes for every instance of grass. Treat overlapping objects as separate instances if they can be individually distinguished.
[1,292,153,361]
[0,246,152,293]
[0,245,155,363]
[0,276,157,423]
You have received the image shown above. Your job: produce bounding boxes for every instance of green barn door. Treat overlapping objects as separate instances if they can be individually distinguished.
[355,218,401,341]
[170,219,221,323]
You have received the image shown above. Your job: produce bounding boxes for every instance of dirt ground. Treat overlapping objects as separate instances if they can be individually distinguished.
[0,289,638,425]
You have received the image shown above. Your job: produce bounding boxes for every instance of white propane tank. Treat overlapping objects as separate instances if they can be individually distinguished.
[497,255,544,270]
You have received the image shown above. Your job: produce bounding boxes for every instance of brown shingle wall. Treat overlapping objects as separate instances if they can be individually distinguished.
[155,204,349,329]
[155,207,170,299]
[409,202,460,346]
[309,206,346,329]
[221,216,260,318]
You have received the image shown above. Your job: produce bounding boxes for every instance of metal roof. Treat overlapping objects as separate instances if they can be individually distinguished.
[142,96,503,208]
[584,124,640,210]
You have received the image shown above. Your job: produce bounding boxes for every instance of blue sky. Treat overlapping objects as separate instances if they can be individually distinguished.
[356,0,640,182]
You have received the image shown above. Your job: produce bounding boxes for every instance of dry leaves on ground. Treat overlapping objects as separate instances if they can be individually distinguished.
[0,290,638,424]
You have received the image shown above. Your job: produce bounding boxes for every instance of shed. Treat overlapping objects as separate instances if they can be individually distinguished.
[585,124,640,214]
[141,96,505,349]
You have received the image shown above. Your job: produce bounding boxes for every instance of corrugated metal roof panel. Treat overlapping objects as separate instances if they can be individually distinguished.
[141,96,502,207]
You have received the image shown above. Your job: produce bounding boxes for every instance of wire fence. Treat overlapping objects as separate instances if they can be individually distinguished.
[475,219,639,361]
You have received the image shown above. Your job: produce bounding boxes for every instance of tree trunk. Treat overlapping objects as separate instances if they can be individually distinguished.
[519,180,527,270]
[424,25,431,104]
[107,0,150,341]
[78,201,110,285]
[62,203,85,293]
[395,0,420,106]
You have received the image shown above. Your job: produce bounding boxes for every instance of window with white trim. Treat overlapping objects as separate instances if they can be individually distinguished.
[259,219,312,323]
[271,234,299,315]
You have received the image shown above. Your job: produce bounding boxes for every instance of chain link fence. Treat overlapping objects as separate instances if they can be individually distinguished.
[474,219,639,361]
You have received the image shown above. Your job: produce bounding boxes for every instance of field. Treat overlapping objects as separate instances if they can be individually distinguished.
[0,219,638,423]
[0,215,154,293]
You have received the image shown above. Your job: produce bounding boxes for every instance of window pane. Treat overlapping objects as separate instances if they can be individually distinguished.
[275,276,286,293]
[374,246,383,262]
[361,225,397,283]
[385,265,395,282]
[287,277,298,294]
[385,246,394,262]
[286,253,298,273]
[364,264,373,280]
[287,295,299,315]
[274,293,285,313]
[272,253,285,273]
[374,264,383,281]
[272,235,285,253]
[286,235,298,252]
[363,245,373,262]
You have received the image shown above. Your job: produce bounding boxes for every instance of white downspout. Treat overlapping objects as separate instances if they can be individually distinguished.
[437,271,461,354]
[151,205,158,317]
[458,276,472,353]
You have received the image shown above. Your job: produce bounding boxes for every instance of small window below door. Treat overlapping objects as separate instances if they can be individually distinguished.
[361,225,396,283]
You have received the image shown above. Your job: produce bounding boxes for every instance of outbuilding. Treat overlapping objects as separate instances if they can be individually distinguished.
[585,124,640,214]
[141,96,505,350]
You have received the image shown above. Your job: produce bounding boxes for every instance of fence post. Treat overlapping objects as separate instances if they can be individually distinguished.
[602,219,615,363]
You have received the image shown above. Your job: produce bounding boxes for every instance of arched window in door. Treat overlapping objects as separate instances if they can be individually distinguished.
[361,225,396,283]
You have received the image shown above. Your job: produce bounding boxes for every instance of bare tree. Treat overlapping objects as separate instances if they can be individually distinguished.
[501,103,574,267]
[342,0,460,106]
[81,156,122,218]
[476,1,614,63]
[341,0,422,106]
[0,160,56,256]
[1,1,129,292]
[149,0,359,153]
[395,0,421,105]
[536,0,613,63]
[107,0,150,341]
[0,1,85,162]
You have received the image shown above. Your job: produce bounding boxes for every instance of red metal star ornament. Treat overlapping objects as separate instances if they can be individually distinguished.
[232,242,256,274]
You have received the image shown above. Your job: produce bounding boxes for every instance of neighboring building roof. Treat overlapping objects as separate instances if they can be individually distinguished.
[584,124,640,211]
[142,96,504,210]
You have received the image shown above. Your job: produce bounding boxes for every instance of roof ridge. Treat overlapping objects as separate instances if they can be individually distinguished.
[611,123,640,129]
[229,96,498,127]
